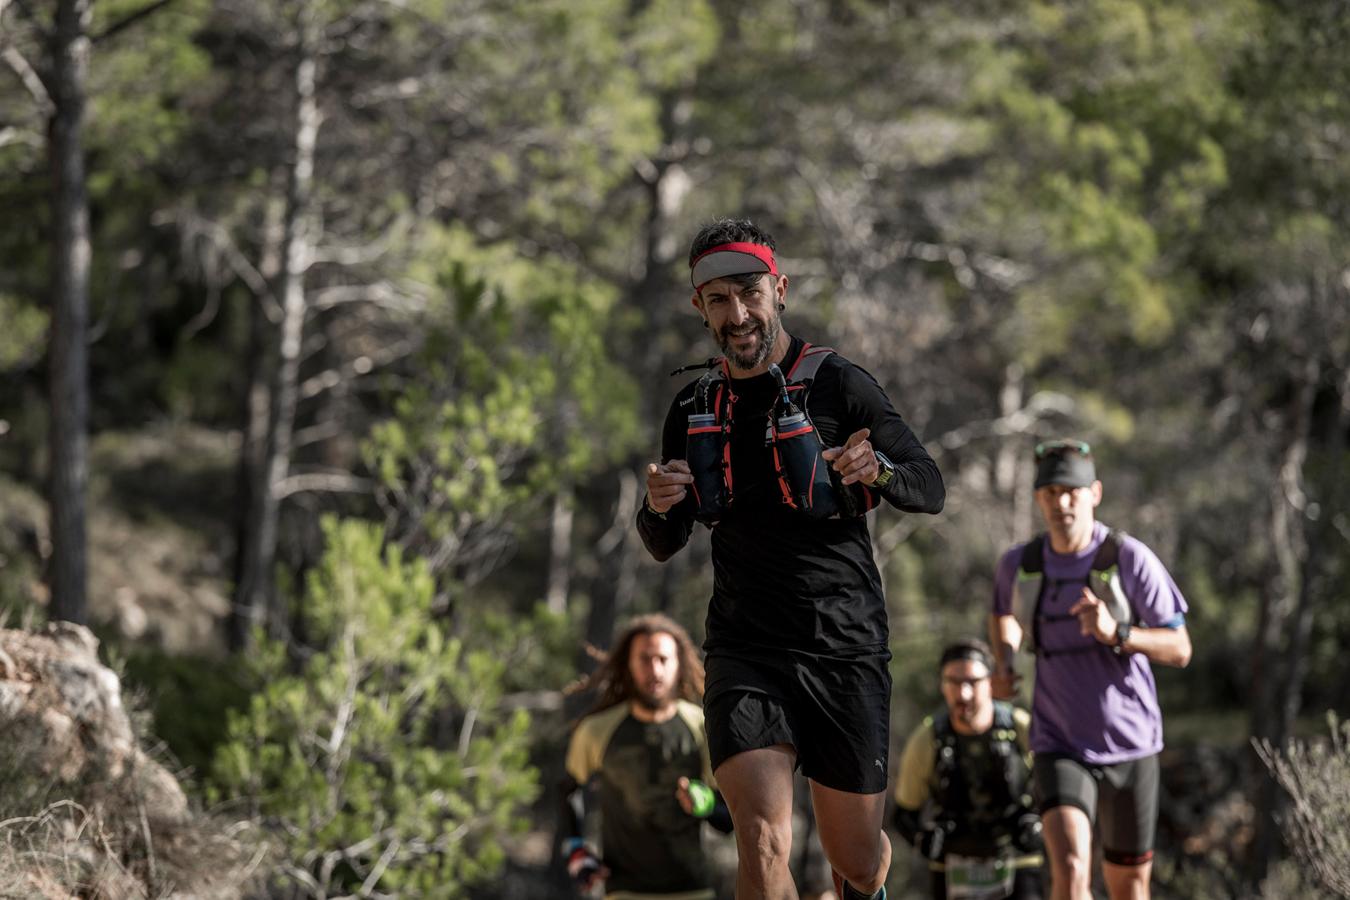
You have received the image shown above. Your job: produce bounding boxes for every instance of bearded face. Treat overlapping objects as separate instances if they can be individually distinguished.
[628,632,680,712]
[698,274,785,372]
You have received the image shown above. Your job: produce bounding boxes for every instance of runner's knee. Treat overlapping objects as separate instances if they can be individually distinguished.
[823,828,887,890]
[735,816,793,881]
[1051,847,1091,891]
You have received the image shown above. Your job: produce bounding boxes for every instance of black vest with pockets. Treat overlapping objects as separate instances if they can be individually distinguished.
[929,701,1030,853]
[1012,529,1133,657]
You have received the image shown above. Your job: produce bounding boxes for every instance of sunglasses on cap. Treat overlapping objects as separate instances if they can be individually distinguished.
[1035,439,1091,459]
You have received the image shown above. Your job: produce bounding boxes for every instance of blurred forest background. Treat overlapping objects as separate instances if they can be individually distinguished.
[1,0,1347,897]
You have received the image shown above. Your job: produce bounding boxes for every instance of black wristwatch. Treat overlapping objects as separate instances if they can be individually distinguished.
[872,451,896,490]
[1113,621,1132,655]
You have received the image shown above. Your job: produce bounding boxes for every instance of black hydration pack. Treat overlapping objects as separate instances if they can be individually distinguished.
[929,701,1032,852]
[681,344,877,526]
[1012,529,1133,657]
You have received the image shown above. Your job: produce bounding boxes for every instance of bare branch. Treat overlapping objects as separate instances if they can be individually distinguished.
[297,339,414,400]
[292,418,346,450]
[1,45,53,117]
[360,836,402,896]
[274,471,373,499]
[595,470,640,556]
[92,0,175,44]
[310,281,425,313]
[933,391,1079,453]
[161,208,278,310]
[0,125,42,149]
[310,216,413,268]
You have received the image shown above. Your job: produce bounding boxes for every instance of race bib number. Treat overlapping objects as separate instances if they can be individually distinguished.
[945,853,1015,900]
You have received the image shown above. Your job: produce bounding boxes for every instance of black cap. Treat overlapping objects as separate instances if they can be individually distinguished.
[1034,441,1097,489]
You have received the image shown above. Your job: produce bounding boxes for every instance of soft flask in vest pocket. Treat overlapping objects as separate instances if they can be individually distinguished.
[686,412,726,525]
[769,364,840,519]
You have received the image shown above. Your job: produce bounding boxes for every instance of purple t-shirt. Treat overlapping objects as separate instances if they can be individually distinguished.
[992,521,1188,764]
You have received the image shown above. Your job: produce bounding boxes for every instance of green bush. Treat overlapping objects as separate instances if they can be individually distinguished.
[209,517,539,898]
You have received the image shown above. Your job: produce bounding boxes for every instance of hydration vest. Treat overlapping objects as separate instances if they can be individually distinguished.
[690,344,878,519]
[1012,529,1133,656]
[929,701,1031,846]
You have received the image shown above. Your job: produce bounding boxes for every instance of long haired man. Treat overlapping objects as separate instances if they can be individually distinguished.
[560,614,733,900]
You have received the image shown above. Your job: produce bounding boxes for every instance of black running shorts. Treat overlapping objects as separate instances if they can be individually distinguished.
[703,650,892,794]
[1033,752,1159,865]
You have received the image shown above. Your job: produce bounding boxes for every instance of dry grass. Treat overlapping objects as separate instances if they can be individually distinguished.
[0,681,269,899]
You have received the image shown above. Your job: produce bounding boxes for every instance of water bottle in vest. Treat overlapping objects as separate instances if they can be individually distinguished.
[769,364,839,519]
[686,407,726,525]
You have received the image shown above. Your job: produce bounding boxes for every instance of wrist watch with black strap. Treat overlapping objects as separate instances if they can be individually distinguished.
[1113,620,1132,655]
[872,451,896,491]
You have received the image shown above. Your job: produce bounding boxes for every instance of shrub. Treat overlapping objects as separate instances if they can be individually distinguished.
[210,517,539,898]
[1256,712,1350,899]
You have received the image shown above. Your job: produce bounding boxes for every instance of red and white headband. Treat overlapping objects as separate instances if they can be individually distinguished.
[689,242,778,290]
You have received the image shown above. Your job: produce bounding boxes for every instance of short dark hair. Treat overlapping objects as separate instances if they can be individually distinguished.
[688,218,777,268]
[939,638,994,672]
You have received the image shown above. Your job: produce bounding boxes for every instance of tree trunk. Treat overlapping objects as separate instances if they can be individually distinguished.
[583,470,640,663]
[545,489,573,616]
[46,0,93,625]
[1248,358,1318,884]
[232,17,321,646]
[229,190,285,650]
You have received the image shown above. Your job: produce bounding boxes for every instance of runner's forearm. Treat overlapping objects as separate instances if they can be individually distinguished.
[876,451,945,514]
[1119,623,1192,668]
[989,614,1021,671]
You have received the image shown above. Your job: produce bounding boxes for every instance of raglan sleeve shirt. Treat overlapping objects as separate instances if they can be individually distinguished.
[1119,534,1189,627]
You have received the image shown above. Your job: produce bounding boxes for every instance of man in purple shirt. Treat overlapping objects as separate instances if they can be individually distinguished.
[988,440,1191,900]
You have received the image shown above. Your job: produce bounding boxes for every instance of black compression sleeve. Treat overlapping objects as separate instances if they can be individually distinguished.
[637,392,697,561]
[559,775,586,839]
[707,793,734,834]
[893,804,924,845]
[836,363,944,514]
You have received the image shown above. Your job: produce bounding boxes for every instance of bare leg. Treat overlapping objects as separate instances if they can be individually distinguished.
[809,780,890,896]
[716,745,800,900]
[1041,806,1093,900]
[1102,860,1151,900]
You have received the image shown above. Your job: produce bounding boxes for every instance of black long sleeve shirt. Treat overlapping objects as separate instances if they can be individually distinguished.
[637,336,944,655]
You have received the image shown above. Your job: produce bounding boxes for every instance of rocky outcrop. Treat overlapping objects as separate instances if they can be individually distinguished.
[0,623,257,899]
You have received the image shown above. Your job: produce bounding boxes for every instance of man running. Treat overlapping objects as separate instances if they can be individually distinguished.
[893,639,1044,899]
[989,440,1191,900]
[638,218,945,900]
[561,614,733,900]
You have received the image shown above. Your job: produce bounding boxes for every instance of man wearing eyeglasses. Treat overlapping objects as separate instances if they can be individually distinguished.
[893,639,1045,899]
[988,441,1191,900]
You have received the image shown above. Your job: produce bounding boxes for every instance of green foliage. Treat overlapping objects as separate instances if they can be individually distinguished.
[121,650,251,777]
[90,0,213,169]
[0,296,46,372]
[367,228,641,585]
[467,602,577,697]
[210,517,539,898]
